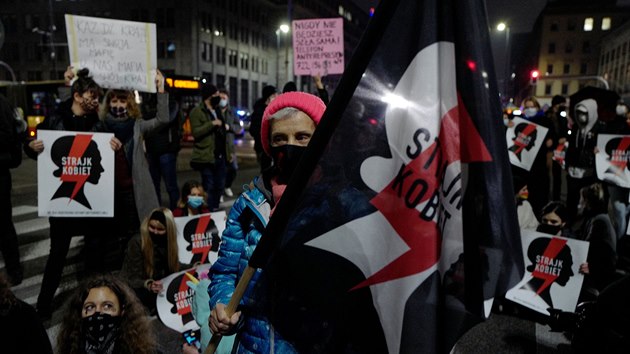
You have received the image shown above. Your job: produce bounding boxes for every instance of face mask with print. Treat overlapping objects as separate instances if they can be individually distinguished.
[187,195,204,209]
[81,312,121,351]
[80,97,99,113]
[523,107,538,118]
[110,106,128,118]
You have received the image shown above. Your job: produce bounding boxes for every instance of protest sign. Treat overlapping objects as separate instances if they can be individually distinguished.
[65,14,157,92]
[292,18,344,76]
[505,230,589,315]
[174,211,226,265]
[552,142,567,169]
[37,131,114,217]
[506,117,549,171]
[595,134,630,188]
[157,264,212,332]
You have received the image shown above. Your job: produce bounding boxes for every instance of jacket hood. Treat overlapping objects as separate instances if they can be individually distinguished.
[575,98,598,134]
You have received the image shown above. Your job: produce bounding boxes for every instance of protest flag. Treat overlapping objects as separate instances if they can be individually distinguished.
[208,0,524,353]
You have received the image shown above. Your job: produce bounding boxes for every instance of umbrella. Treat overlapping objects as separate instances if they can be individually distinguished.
[569,86,620,123]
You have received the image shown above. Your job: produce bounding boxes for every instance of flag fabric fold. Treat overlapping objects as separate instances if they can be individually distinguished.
[252,0,524,352]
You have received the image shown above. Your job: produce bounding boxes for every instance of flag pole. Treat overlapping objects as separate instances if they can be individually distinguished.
[205,0,401,352]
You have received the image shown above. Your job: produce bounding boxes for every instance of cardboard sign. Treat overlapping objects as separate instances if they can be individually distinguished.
[156,264,212,332]
[505,230,589,315]
[506,117,549,171]
[37,131,115,217]
[174,212,226,265]
[595,134,630,188]
[65,14,157,92]
[292,18,344,76]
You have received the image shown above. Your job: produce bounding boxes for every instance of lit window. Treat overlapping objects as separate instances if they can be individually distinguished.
[602,17,611,30]
[584,18,593,31]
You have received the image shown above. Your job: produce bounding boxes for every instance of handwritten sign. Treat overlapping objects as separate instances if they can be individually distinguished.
[37,131,115,217]
[292,18,344,76]
[65,14,157,92]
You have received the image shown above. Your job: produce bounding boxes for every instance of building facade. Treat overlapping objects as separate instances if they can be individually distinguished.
[0,0,368,111]
[599,19,630,99]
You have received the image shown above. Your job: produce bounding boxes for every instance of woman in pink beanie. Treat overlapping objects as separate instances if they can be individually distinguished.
[208,91,325,353]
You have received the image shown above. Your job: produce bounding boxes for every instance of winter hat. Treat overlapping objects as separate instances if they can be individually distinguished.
[261,91,326,157]
[262,85,278,102]
[551,95,566,107]
[200,84,218,101]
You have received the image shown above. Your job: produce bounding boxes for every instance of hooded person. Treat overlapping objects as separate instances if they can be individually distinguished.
[565,98,606,223]
[208,92,325,353]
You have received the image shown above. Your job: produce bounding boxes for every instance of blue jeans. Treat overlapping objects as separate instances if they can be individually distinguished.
[148,152,180,210]
[197,156,227,210]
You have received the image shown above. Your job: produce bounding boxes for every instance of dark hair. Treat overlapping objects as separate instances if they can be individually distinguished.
[200,83,218,100]
[219,88,229,96]
[282,81,298,93]
[541,201,568,222]
[71,68,102,99]
[56,274,155,354]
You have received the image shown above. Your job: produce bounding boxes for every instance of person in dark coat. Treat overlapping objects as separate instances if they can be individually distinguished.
[249,85,278,173]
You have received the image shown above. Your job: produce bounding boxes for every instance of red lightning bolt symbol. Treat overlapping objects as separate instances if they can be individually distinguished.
[193,215,212,264]
[512,124,537,155]
[610,137,630,174]
[60,134,93,203]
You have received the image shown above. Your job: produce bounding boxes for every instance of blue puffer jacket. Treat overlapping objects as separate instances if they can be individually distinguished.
[209,176,297,354]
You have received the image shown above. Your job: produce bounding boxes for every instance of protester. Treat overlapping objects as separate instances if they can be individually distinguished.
[565,98,605,224]
[0,94,24,285]
[249,85,278,173]
[0,273,52,354]
[537,201,574,238]
[578,183,618,294]
[218,89,243,199]
[23,68,119,319]
[189,84,228,211]
[120,207,190,312]
[172,180,211,217]
[209,91,325,353]
[97,70,170,245]
[545,95,568,201]
[521,96,553,216]
[56,274,156,354]
[145,87,183,211]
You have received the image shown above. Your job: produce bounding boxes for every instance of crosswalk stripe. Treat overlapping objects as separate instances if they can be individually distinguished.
[12,205,38,217]
[14,217,50,235]
[0,236,83,269]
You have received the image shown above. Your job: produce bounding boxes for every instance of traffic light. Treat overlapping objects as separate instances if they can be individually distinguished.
[530,70,539,85]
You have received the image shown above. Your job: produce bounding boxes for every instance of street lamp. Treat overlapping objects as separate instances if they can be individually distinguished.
[275,23,290,87]
[497,22,510,101]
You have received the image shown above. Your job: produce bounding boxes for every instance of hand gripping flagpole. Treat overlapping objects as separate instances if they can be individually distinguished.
[204,0,401,352]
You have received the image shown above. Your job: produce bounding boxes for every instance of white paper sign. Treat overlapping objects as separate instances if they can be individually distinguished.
[175,212,226,266]
[505,230,589,315]
[506,117,549,171]
[292,18,344,76]
[156,264,212,332]
[65,14,157,92]
[37,131,115,217]
[595,134,630,188]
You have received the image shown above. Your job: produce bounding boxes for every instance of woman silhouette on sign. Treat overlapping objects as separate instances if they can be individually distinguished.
[520,237,574,308]
[50,135,104,209]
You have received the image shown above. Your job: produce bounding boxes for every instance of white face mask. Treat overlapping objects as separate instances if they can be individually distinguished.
[617,105,628,116]
[219,99,228,108]
[524,107,538,118]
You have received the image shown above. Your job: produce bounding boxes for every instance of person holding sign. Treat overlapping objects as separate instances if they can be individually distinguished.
[208,92,325,353]
[120,207,192,313]
[23,68,120,319]
[96,69,170,247]
[173,180,211,217]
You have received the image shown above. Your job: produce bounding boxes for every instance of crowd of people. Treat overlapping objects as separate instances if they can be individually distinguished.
[0,62,335,353]
[510,93,630,302]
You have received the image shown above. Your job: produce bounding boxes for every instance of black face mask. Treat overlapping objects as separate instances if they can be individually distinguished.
[109,106,128,118]
[210,95,222,108]
[537,223,562,236]
[271,144,307,183]
[150,232,168,247]
[81,312,121,353]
